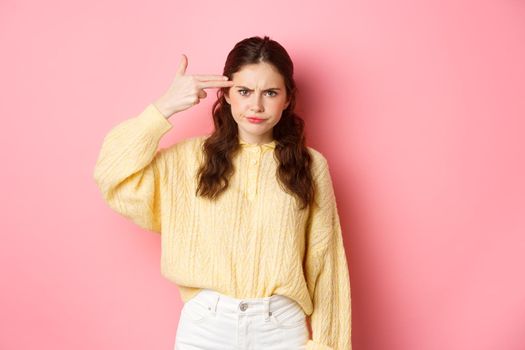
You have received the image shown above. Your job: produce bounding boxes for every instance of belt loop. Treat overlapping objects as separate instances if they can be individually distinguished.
[210,293,220,315]
[264,297,271,321]
[205,291,219,316]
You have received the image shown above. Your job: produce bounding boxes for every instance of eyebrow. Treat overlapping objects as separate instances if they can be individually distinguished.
[234,85,281,91]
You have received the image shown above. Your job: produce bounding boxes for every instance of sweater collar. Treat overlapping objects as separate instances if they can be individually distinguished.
[238,137,277,149]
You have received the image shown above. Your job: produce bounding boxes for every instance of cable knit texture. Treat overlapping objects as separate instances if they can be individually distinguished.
[93,103,352,349]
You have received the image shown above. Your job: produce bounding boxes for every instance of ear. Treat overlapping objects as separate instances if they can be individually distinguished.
[284,97,290,110]
[224,91,231,105]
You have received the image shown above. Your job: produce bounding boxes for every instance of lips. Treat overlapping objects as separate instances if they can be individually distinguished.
[246,116,266,121]
[246,116,266,124]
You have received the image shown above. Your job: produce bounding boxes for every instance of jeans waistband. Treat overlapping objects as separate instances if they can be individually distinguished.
[189,288,300,321]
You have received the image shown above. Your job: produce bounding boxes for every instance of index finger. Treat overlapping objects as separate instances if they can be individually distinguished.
[194,74,230,81]
[197,80,235,89]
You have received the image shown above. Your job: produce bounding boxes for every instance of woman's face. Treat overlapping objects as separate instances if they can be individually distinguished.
[225,62,290,144]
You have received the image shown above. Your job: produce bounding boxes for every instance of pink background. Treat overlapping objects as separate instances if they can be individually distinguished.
[1,0,524,349]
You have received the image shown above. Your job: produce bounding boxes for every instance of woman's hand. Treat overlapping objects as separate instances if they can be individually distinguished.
[153,54,234,119]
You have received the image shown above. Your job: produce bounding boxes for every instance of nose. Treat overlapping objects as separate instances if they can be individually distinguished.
[249,93,264,112]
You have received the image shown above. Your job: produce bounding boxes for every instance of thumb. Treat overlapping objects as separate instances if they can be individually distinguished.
[176,54,188,76]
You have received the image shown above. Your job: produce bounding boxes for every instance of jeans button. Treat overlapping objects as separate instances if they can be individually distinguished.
[239,302,248,311]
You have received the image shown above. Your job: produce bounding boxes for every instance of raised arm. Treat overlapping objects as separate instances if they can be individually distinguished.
[93,54,234,233]
[93,103,173,233]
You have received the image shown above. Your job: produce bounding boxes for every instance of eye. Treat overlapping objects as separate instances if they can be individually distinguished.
[237,89,278,97]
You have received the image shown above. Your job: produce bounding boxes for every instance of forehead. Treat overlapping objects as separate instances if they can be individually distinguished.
[231,62,285,87]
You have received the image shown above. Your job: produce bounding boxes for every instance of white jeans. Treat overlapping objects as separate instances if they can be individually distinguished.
[174,288,309,350]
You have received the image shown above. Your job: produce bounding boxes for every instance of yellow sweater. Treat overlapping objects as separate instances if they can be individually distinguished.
[93,103,352,350]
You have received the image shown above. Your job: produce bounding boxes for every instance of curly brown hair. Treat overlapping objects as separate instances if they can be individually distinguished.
[196,35,315,210]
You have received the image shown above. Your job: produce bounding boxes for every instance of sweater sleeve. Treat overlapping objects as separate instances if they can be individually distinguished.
[304,160,352,350]
[93,103,174,233]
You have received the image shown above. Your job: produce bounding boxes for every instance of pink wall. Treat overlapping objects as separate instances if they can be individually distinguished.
[1,0,524,349]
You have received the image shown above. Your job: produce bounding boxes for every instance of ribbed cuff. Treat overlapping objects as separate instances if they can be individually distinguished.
[137,103,174,135]
[306,339,333,350]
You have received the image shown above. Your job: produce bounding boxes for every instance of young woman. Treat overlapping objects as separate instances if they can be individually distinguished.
[93,36,351,350]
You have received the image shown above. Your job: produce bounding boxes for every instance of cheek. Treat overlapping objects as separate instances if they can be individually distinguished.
[231,98,247,112]
[268,99,286,111]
